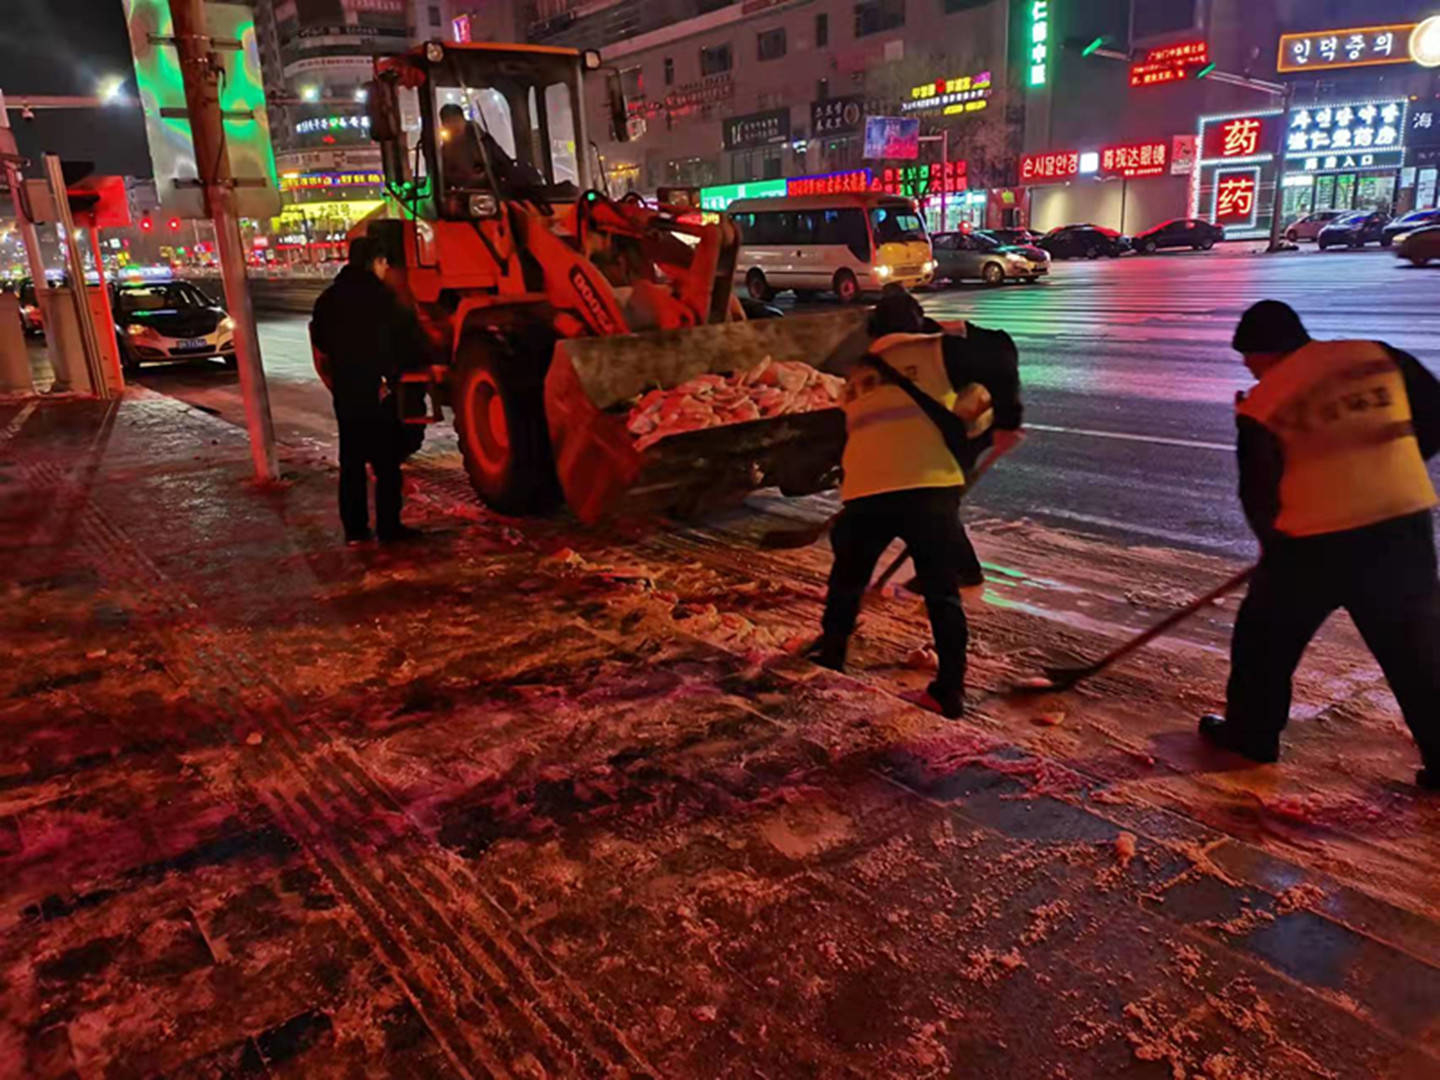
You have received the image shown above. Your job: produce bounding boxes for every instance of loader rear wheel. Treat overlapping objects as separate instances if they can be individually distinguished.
[452,337,561,515]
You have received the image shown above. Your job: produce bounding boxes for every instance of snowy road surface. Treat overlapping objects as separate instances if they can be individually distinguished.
[138,245,1440,557]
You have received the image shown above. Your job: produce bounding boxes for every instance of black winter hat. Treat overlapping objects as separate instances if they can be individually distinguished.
[347,235,384,269]
[868,283,926,336]
[1232,300,1310,354]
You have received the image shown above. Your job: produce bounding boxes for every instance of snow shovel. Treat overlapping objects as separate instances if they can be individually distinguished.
[760,508,842,550]
[1013,564,1256,693]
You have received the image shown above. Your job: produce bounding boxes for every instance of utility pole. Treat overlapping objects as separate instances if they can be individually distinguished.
[0,91,62,392]
[168,0,278,481]
[44,153,111,396]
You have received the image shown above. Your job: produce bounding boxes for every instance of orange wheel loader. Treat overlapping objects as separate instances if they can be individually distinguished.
[343,40,869,523]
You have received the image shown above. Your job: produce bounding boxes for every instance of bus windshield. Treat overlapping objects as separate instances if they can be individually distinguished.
[870,206,926,244]
[432,49,582,204]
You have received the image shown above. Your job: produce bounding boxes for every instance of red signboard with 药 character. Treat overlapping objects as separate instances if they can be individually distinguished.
[1020,150,1079,182]
[1199,113,1283,162]
[1213,169,1260,227]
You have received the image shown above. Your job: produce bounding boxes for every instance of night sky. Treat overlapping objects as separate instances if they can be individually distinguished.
[0,1,153,180]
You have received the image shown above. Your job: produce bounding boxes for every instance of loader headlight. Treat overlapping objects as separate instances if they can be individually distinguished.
[425,42,445,63]
[468,192,500,218]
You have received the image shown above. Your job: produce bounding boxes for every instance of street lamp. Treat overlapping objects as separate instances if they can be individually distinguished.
[300,85,320,103]
[97,75,127,104]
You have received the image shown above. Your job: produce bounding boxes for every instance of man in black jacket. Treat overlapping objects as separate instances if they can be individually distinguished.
[1201,301,1440,789]
[311,236,424,544]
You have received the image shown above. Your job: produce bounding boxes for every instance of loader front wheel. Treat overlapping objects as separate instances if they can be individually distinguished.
[452,338,561,515]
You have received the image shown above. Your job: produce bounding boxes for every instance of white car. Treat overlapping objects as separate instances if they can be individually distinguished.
[1284,210,1344,243]
[112,281,236,373]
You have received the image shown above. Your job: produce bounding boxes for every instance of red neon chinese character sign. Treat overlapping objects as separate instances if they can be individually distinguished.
[1221,118,1262,157]
[786,170,871,196]
[1129,40,1210,87]
[1020,151,1079,182]
[1215,174,1256,220]
[1100,140,1169,178]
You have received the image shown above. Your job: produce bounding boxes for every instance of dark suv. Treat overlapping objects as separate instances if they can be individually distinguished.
[1317,211,1389,250]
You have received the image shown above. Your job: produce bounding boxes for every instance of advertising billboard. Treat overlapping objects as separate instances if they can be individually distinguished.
[864,117,920,161]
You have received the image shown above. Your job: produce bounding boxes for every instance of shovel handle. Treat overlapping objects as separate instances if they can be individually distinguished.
[869,448,1002,593]
[1087,564,1257,671]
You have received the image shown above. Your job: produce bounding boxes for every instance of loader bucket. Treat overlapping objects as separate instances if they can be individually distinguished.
[545,309,871,523]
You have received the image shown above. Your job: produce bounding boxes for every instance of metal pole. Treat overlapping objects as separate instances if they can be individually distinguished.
[1266,82,1295,253]
[44,153,110,397]
[168,0,277,481]
[88,224,124,391]
[0,90,59,391]
[940,129,949,233]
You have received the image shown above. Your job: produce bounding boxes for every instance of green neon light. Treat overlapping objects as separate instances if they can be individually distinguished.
[1029,1,1052,89]
[698,179,787,211]
[1195,62,1216,79]
[1082,37,1104,57]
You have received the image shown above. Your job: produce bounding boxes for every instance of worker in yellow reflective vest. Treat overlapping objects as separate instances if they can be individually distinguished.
[811,287,994,718]
[1201,301,1440,790]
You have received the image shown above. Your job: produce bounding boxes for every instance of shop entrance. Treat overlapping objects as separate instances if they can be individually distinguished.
[1280,170,1397,217]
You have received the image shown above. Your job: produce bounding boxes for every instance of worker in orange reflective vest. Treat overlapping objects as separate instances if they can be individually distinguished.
[1201,301,1440,790]
[811,287,994,718]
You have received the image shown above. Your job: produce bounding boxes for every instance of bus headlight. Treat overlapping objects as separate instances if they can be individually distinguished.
[922,260,936,273]
[874,265,892,279]
[469,193,500,218]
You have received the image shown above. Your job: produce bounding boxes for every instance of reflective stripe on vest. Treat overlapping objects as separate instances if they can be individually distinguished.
[840,332,975,501]
[1236,339,1437,537]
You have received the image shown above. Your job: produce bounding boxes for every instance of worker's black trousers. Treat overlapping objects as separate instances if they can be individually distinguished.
[1227,511,1440,768]
[820,486,968,700]
[336,405,403,539]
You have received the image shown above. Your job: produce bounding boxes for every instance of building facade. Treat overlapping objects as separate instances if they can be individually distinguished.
[553,0,1024,231]
[252,0,435,260]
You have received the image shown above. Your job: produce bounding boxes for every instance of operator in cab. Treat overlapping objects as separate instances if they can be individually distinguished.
[438,102,546,199]
[811,285,994,719]
[1201,300,1440,790]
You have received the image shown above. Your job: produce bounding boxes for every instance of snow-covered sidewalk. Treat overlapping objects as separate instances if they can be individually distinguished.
[2,390,1436,1077]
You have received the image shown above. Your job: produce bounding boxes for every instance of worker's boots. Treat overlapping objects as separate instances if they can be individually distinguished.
[1197,714,1280,764]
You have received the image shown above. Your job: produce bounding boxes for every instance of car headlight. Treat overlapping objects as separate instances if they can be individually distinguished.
[125,324,149,336]
[1395,232,1411,245]
[469,192,499,218]
[1005,252,1026,264]
[874,264,892,279]
[218,315,234,333]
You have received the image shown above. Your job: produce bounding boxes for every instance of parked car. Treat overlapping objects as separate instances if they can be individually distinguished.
[1131,217,1224,254]
[932,230,1048,286]
[1395,224,1440,267]
[1284,210,1345,243]
[112,280,236,374]
[16,279,44,335]
[1316,210,1389,250]
[1038,224,1128,260]
[1382,208,1440,247]
[984,227,1045,248]
[975,229,1049,264]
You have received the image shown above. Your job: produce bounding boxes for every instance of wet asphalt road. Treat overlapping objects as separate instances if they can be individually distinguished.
[135,245,1439,557]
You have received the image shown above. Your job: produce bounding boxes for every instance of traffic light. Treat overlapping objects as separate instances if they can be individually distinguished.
[140,216,153,232]
[168,217,181,231]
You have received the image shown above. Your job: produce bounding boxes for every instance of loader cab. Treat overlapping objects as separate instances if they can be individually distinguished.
[369,42,594,223]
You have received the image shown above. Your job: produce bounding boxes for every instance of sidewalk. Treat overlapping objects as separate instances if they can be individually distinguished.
[2,390,1437,1077]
